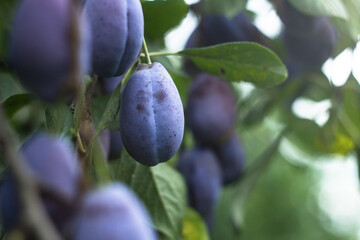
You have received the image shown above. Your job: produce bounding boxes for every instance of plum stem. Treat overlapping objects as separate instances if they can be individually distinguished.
[0,106,62,240]
[142,37,152,64]
[76,130,86,153]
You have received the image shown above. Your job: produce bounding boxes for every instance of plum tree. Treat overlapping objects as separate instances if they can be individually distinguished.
[186,73,236,146]
[0,133,81,232]
[120,62,184,166]
[73,183,157,240]
[215,133,245,185]
[83,0,144,77]
[177,148,222,230]
[10,0,90,102]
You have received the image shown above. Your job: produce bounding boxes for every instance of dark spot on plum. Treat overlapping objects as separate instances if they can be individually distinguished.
[154,90,167,102]
[136,104,149,115]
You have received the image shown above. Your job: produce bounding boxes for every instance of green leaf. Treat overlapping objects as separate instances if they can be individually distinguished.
[94,79,123,137]
[179,42,288,87]
[89,138,112,184]
[45,103,73,139]
[2,93,35,118]
[288,0,348,19]
[0,72,25,102]
[182,208,209,240]
[114,150,187,240]
[142,0,188,41]
[90,95,120,131]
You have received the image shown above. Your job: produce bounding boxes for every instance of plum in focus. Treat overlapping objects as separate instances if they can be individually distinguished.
[120,63,184,166]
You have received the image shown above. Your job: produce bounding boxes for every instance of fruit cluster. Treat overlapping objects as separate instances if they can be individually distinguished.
[177,73,245,231]
[2,0,185,238]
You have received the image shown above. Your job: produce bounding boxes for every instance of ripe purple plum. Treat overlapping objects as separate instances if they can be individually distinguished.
[186,74,237,146]
[10,0,90,102]
[177,148,222,230]
[215,133,245,185]
[84,0,144,77]
[120,63,184,166]
[73,183,157,240]
[276,0,337,72]
[99,75,123,94]
[0,133,81,231]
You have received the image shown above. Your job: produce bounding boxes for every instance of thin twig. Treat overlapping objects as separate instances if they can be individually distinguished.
[0,107,62,240]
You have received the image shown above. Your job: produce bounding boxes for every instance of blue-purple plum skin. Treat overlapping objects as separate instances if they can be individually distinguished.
[186,74,236,146]
[10,0,90,102]
[74,183,157,240]
[84,0,144,77]
[0,133,81,231]
[276,0,337,72]
[109,131,123,160]
[120,63,184,166]
[215,133,245,185]
[177,149,222,230]
[100,75,123,94]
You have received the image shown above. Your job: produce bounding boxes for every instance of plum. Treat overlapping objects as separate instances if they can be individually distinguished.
[108,131,123,160]
[177,148,222,230]
[74,183,157,240]
[275,0,337,72]
[84,0,144,77]
[0,133,81,231]
[184,13,268,76]
[99,130,123,161]
[186,74,236,146]
[120,62,184,166]
[215,133,245,185]
[10,0,90,102]
[99,75,123,94]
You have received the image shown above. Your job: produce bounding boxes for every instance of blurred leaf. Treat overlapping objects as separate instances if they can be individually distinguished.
[199,0,247,17]
[336,77,360,149]
[231,131,286,232]
[45,103,73,139]
[90,95,120,131]
[182,208,209,240]
[341,0,360,42]
[2,93,35,118]
[89,138,111,184]
[142,0,188,41]
[0,72,25,102]
[0,0,18,59]
[179,42,288,87]
[114,150,186,240]
[288,0,348,19]
[94,77,123,138]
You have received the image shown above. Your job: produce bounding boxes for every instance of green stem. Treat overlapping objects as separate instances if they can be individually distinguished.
[149,51,178,57]
[76,131,86,153]
[142,37,152,64]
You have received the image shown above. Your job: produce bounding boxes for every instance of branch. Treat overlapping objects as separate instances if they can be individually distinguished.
[0,107,62,240]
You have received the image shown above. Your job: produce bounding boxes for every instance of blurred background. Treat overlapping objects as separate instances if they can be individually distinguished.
[163,0,360,239]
